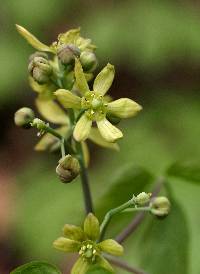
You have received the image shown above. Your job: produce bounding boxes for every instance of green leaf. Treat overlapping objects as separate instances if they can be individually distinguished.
[86,265,112,274]
[167,160,200,184]
[11,261,61,274]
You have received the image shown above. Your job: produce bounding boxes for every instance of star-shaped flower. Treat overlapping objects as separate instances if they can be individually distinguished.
[53,213,123,274]
[55,59,142,143]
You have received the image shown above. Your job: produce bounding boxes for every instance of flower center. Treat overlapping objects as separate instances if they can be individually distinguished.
[81,92,107,121]
[79,241,98,262]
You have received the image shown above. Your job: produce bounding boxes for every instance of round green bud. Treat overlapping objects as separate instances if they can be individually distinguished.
[56,154,80,183]
[134,192,151,205]
[57,44,81,66]
[14,107,35,129]
[80,51,98,72]
[106,113,121,125]
[28,56,52,84]
[150,196,170,218]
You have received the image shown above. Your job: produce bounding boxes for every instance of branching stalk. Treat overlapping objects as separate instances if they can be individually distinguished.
[105,255,149,274]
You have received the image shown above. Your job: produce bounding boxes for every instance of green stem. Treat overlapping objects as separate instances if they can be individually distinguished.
[76,141,93,214]
[60,137,65,158]
[105,255,149,274]
[99,200,133,241]
[122,207,151,213]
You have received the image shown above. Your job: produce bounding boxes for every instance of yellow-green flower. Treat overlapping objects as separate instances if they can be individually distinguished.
[55,59,142,143]
[53,213,123,274]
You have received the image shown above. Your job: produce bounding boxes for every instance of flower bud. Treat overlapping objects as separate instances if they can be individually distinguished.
[134,192,151,205]
[150,196,170,218]
[57,44,80,66]
[14,107,35,128]
[28,56,52,84]
[56,154,80,183]
[80,51,98,72]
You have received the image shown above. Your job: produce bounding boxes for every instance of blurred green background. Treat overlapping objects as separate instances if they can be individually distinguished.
[0,1,200,274]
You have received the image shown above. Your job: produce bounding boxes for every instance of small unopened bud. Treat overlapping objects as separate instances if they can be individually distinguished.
[134,192,151,205]
[80,51,98,72]
[56,154,80,183]
[57,44,80,65]
[14,107,35,128]
[150,196,170,218]
[28,56,52,84]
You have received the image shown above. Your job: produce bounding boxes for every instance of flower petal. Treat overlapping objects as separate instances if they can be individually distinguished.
[53,237,80,253]
[35,97,69,125]
[16,24,55,53]
[93,63,115,95]
[89,128,119,151]
[107,98,142,118]
[75,58,90,95]
[84,213,100,241]
[29,76,56,95]
[55,89,81,109]
[73,113,92,142]
[97,118,123,143]
[96,256,114,273]
[98,239,124,256]
[71,257,90,274]
[63,224,85,241]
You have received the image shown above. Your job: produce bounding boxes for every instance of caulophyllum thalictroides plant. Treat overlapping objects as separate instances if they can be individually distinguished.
[13,25,171,274]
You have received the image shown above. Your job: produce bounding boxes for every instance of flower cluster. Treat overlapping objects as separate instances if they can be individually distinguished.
[15,24,142,157]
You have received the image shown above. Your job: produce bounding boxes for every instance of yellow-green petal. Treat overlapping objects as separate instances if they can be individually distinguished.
[73,113,92,142]
[93,63,115,96]
[16,24,55,53]
[35,97,69,125]
[96,256,114,273]
[34,126,68,152]
[98,239,124,256]
[84,213,100,241]
[29,76,56,96]
[107,98,142,118]
[71,257,90,274]
[97,118,123,143]
[89,128,119,151]
[63,224,85,241]
[75,58,90,95]
[53,237,80,253]
[55,89,81,109]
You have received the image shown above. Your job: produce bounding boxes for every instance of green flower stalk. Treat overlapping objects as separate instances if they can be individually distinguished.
[55,59,142,143]
[53,213,123,274]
